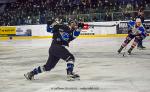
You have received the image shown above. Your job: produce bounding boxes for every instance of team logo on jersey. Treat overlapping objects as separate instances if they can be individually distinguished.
[61,32,69,41]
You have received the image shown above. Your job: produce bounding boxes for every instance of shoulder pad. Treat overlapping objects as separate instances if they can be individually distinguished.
[128,21,135,28]
[138,26,145,32]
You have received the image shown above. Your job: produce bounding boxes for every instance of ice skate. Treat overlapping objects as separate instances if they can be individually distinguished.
[127,48,133,55]
[137,46,146,50]
[67,72,80,81]
[24,72,35,80]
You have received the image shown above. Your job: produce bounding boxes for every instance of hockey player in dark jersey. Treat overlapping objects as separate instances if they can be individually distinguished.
[24,18,84,81]
[117,18,147,55]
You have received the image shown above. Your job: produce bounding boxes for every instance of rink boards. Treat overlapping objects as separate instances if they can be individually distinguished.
[0,20,150,40]
[0,34,129,40]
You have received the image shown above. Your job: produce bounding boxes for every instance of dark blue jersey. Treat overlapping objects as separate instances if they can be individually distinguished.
[47,24,81,46]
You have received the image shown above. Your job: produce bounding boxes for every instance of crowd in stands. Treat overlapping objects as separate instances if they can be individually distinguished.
[0,0,150,26]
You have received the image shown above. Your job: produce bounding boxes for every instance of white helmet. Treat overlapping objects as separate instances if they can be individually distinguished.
[135,18,141,23]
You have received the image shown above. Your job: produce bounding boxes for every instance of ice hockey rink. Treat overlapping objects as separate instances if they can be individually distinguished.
[0,37,150,92]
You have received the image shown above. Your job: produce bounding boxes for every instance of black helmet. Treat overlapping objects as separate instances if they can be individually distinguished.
[68,19,77,25]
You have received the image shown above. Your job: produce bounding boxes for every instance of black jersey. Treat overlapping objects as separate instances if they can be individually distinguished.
[47,24,81,46]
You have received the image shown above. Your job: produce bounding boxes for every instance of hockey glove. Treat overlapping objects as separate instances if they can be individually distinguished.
[78,23,84,29]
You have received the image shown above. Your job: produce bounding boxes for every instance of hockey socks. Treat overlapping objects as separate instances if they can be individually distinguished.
[32,66,44,75]
[66,62,74,75]
[24,66,45,80]
[118,45,124,53]
[66,61,80,81]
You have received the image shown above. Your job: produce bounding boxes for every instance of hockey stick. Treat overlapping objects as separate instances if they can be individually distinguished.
[88,24,117,27]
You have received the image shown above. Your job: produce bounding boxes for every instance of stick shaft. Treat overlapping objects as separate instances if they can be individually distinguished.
[88,24,117,27]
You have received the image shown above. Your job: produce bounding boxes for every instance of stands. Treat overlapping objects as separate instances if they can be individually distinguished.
[0,0,150,26]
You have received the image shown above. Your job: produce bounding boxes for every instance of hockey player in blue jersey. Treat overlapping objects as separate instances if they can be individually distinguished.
[117,18,147,54]
[24,18,84,81]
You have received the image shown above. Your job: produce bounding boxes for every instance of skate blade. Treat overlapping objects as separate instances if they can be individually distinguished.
[24,74,34,80]
[118,52,129,57]
[67,76,80,81]
[24,74,30,80]
[137,48,146,50]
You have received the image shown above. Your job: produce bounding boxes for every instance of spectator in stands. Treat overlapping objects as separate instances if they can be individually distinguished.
[104,12,112,21]
[0,0,150,26]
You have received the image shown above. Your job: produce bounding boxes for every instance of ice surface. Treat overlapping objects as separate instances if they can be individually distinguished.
[0,37,150,92]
